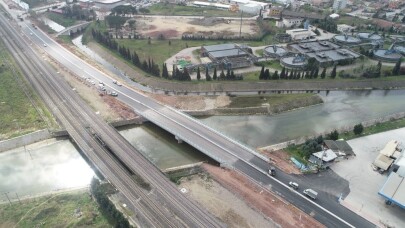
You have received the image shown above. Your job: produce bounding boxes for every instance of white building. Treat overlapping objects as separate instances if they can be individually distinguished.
[282,18,305,28]
[239,3,262,14]
[286,28,316,40]
[94,0,126,10]
[337,24,355,33]
[333,0,346,10]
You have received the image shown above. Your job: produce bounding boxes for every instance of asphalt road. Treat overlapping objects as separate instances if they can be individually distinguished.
[10,15,376,228]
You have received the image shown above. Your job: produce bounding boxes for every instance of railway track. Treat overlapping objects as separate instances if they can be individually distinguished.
[0,11,223,228]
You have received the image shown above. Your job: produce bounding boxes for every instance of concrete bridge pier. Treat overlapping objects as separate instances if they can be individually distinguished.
[175,135,183,143]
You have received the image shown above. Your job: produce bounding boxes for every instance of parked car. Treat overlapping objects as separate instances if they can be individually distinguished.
[289,181,299,189]
[303,189,318,200]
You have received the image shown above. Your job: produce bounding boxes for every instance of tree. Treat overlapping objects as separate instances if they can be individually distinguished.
[392,59,401,75]
[353,124,364,135]
[328,130,339,140]
[213,68,217,80]
[206,68,211,81]
[196,67,201,80]
[313,68,319,78]
[320,67,326,79]
[219,69,226,80]
[272,70,279,80]
[226,68,231,80]
[331,65,337,79]
[161,63,169,78]
[259,66,265,80]
[280,67,286,79]
[264,69,270,80]
[376,61,382,77]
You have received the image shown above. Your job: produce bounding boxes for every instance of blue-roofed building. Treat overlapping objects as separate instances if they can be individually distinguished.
[378,153,405,209]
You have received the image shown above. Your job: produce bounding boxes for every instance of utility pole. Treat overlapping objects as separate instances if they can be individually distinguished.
[15,193,21,204]
[239,10,243,39]
[3,192,11,205]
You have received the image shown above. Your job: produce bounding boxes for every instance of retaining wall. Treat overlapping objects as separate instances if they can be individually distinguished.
[0,129,51,153]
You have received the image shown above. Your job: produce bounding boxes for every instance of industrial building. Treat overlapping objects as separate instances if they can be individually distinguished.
[333,34,361,45]
[280,55,307,69]
[200,44,257,69]
[373,140,402,172]
[309,149,338,168]
[263,45,288,59]
[373,48,402,63]
[286,29,316,41]
[287,40,360,66]
[323,140,355,157]
[93,0,126,10]
[378,142,405,209]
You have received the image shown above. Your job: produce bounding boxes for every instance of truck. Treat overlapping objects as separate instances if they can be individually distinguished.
[303,189,318,200]
[268,167,276,176]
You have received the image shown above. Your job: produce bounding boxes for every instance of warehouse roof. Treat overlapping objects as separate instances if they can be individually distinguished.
[312,149,338,162]
[380,140,400,158]
[324,140,354,156]
[289,41,340,54]
[373,154,395,171]
[208,48,248,59]
[379,171,405,209]
[202,44,236,52]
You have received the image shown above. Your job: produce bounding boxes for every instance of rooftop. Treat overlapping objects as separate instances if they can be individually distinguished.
[379,171,405,208]
[373,154,395,171]
[202,44,236,52]
[324,140,355,156]
[380,140,400,158]
[208,48,248,59]
[289,41,340,54]
[312,149,338,162]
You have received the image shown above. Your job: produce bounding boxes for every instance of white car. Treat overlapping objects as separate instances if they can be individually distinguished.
[30,32,33,35]
[43,43,47,47]
[111,91,118,97]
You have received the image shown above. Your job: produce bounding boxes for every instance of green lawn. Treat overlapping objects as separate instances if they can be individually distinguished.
[46,12,77,27]
[0,41,54,140]
[337,15,372,27]
[147,3,253,17]
[226,93,316,108]
[0,191,110,228]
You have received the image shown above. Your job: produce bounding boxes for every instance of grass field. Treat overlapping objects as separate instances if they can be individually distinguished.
[147,3,253,17]
[0,41,54,140]
[226,93,317,108]
[46,12,77,27]
[0,191,109,228]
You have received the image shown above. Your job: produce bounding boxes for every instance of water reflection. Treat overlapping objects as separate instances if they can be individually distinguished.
[0,140,94,202]
[200,90,405,147]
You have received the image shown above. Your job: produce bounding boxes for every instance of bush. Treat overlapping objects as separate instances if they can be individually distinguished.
[327,130,339,140]
[353,124,364,135]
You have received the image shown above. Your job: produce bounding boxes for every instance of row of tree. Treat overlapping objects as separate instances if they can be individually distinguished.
[90,178,130,228]
[92,29,160,77]
[195,67,243,81]
[258,66,337,80]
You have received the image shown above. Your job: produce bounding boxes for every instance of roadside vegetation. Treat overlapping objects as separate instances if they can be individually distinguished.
[0,190,109,227]
[46,12,76,27]
[0,41,55,140]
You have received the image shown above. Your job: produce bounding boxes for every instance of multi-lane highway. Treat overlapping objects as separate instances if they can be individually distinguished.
[2,8,377,227]
[0,10,224,228]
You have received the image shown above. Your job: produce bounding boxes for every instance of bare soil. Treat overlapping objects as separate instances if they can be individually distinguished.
[135,17,258,39]
[180,172,278,228]
[149,94,230,110]
[259,149,301,175]
[203,164,325,228]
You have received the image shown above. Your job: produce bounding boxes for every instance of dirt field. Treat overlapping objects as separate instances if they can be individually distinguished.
[201,164,325,228]
[180,172,279,228]
[149,94,231,110]
[259,149,302,175]
[135,16,259,39]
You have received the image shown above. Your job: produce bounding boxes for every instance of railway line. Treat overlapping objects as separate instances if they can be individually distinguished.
[0,10,223,228]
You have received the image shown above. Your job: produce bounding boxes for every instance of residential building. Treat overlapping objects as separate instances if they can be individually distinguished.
[333,0,347,10]
[286,28,316,40]
[282,18,305,28]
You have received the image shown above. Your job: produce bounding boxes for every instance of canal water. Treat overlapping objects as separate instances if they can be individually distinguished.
[200,90,405,147]
[0,139,94,203]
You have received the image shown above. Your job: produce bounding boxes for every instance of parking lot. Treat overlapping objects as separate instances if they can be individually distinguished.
[332,128,405,227]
